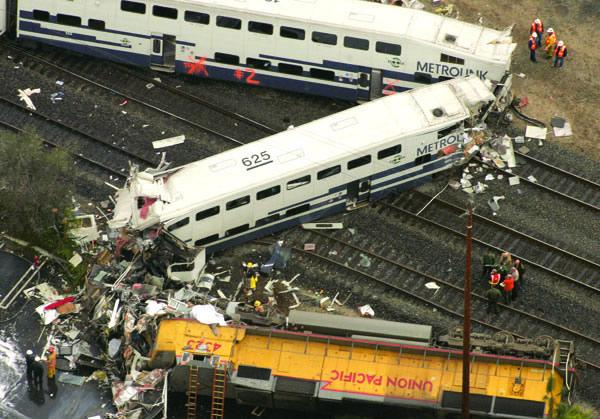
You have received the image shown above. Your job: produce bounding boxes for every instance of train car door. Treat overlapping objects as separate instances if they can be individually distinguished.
[346,178,371,209]
[151,33,176,72]
[369,69,383,100]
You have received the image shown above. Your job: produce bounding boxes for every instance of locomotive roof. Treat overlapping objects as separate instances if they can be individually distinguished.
[177,0,514,62]
[140,76,493,221]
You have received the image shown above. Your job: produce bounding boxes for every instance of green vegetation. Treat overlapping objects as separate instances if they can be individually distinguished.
[557,403,598,419]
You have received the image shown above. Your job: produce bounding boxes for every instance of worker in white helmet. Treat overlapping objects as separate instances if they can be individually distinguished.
[553,40,568,68]
[545,28,557,59]
[528,32,538,63]
[530,18,544,47]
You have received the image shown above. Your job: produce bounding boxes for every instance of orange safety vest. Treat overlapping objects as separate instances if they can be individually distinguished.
[47,352,57,378]
[529,36,537,51]
[554,45,566,58]
[530,21,543,34]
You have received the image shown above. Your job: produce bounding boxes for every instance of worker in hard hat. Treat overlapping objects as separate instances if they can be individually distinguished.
[544,28,557,59]
[553,41,568,68]
[528,32,538,63]
[530,18,543,47]
[25,349,35,388]
[254,300,265,314]
[46,346,57,398]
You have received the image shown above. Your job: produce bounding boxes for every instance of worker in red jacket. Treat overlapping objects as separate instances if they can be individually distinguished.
[553,41,568,68]
[528,33,538,62]
[500,275,515,305]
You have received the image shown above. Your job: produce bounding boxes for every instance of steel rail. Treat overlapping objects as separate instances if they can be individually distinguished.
[514,151,600,189]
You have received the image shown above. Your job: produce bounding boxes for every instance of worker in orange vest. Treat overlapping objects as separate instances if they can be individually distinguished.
[553,41,568,68]
[530,18,543,47]
[544,28,557,59]
[46,346,57,398]
[528,33,538,63]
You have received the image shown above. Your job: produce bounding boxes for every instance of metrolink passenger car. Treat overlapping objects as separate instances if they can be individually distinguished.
[6,0,515,100]
[109,76,502,253]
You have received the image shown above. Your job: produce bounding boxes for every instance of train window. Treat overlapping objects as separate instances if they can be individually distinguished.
[153,5,178,19]
[441,53,465,65]
[376,41,402,56]
[215,52,240,65]
[226,195,250,210]
[317,165,341,180]
[246,58,271,70]
[225,224,250,237]
[312,31,337,46]
[415,154,432,166]
[286,204,310,217]
[57,14,81,27]
[167,217,189,232]
[121,1,146,14]
[195,234,219,246]
[278,63,303,76]
[153,39,161,54]
[287,175,311,190]
[185,11,210,25]
[255,214,280,227]
[414,72,432,84]
[257,185,281,200]
[88,19,106,31]
[347,155,372,170]
[344,36,369,51]
[32,10,50,22]
[309,68,335,81]
[280,26,305,40]
[378,144,402,159]
[438,123,461,139]
[217,16,242,30]
[249,21,273,35]
[439,76,453,82]
[196,206,220,221]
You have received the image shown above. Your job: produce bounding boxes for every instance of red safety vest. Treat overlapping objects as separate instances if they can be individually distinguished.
[531,21,543,34]
[554,45,566,58]
[529,37,537,51]
[489,273,501,286]
[502,278,515,292]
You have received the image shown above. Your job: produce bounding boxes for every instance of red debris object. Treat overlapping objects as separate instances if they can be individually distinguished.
[33,255,40,267]
[518,96,529,108]
[44,296,75,311]
[441,144,458,155]
[119,99,129,106]
[139,197,157,219]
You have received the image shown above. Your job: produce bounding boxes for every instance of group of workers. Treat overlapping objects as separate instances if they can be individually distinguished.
[528,17,568,67]
[482,251,526,314]
[25,346,57,398]
[241,261,265,313]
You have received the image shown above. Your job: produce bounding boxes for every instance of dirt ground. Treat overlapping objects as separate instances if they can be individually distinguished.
[442,0,600,158]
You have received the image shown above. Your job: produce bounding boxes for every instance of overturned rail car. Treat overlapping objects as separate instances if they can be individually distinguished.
[151,314,575,418]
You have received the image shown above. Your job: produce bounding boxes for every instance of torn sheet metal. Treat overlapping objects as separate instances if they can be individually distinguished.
[525,126,547,140]
[152,135,185,149]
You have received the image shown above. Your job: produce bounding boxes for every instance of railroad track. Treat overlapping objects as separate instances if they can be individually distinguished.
[273,230,600,370]
[385,190,600,292]
[0,96,156,178]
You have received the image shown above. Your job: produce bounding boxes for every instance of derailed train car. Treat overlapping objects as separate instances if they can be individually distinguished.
[150,311,575,418]
[109,76,508,254]
[6,0,515,101]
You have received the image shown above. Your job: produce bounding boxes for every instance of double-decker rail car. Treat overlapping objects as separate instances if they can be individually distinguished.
[11,0,515,101]
[109,76,499,253]
[150,315,575,418]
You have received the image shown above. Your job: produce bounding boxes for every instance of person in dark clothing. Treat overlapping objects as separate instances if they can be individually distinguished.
[32,356,45,392]
[486,286,502,314]
[514,259,526,285]
[25,350,35,388]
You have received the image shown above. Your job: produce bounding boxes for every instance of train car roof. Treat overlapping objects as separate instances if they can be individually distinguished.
[134,76,493,221]
[177,0,514,61]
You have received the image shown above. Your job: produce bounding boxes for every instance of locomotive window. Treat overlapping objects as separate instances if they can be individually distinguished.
[438,123,461,139]
[348,155,372,170]
[255,214,280,227]
[287,175,311,190]
[309,68,335,81]
[32,10,50,22]
[247,58,271,70]
[121,1,146,14]
[195,234,219,246]
[217,16,242,30]
[153,5,178,19]
[88,19,106,31]
[317,165,341,180]
[249,21,273,35]
[226,195,250,210]
[415,154,432,166]
[185,11,210,25]
[344,36,369,51]
[378,144,402,159]
[312,31,337,46]
[280,26,305,40]
[215,52,240,65]
[225,224,250,237]
[286,204,310,217]
[196,206,220,221]
[278,63,303,76]
[57,14,81,27]
[167,217,189,232]
[414,72,432,84]
[376,41,401,56]
[441,53,465,65]
[257,185,281,200]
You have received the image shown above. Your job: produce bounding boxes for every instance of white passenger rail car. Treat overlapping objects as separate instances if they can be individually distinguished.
[9,0,515,101]
[109,76,497,253]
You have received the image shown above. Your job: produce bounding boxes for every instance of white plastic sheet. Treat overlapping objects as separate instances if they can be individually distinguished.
[190,304,227,326]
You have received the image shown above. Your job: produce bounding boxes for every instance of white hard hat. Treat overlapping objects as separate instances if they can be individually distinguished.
[557,40,564,47]
[534,18,541,24]
[531,32,537,38]
[547,28,554,33]
[34,356,41,362]
[26,350,33,356]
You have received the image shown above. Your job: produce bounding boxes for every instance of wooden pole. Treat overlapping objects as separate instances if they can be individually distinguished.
[462,203,473,419]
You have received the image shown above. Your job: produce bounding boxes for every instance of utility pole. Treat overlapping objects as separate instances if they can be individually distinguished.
[462,203,473,419]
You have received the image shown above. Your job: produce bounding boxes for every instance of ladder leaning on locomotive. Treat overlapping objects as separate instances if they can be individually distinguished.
[109,76,507,254]
[9,0,515,101]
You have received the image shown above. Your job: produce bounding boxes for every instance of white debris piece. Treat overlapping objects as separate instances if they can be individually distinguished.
[514,136,525,144]
[69,252,83,268]
[527,175,538,183]
[553,122,573,138]
[509,176,520,186]
[525,126,547,140]
[190,304,227,326]
[17,88,41,110]
[358,304,375,318]
[488,196,506,212]
[425,282,440,290]
[152,135,185,149]
[485,174,495,181]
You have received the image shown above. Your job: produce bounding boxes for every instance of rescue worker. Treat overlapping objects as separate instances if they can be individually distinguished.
[500,275,515,305]
[530,18,543,47]
[513,259,526,285]
[32,356,44,392]
[553,41,568,68]
[254,300,265,314]
[545,28,557,59]
[486,285,502,314]
[481,251,496,281]
[509,266,520,300]
[489,269,501,287]
[249,273,258,291]
[25,349,35,388]
[46,346,57,398]
[499,251,512,270]
[528,33,538,62]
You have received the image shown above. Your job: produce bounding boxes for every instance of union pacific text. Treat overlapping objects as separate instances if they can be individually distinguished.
[328,370,434,392]
[417,61,488,80]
